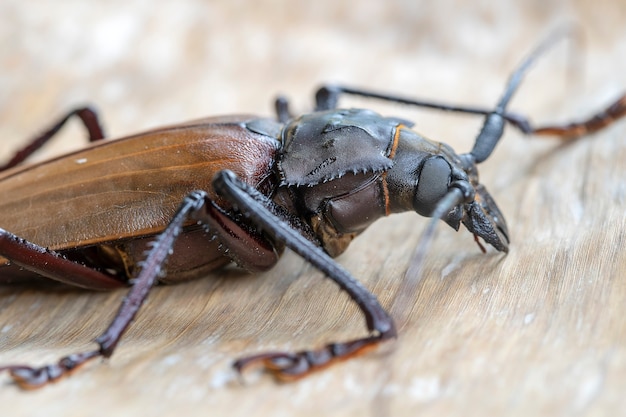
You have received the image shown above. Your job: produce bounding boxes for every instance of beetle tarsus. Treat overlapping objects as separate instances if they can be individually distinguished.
[532,94,626,138]
[1,350,100,389]
[234,333,393,381]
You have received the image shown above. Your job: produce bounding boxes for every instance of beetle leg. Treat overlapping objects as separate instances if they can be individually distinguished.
[211,170,397,380]
[315,84,509,116]
[1,107,105,171]
[515,94,626,138]
[0,228,124,290]
[274,96,292,123]
[0,191,208,389]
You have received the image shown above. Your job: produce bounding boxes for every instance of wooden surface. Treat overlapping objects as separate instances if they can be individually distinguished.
[1,1,625,416]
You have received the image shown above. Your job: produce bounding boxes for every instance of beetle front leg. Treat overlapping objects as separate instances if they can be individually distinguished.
[211,170,397,380]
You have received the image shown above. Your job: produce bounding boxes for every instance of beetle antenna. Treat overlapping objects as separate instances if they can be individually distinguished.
[499,29,574,112]
[469,27,575,163]
[408,188,465,277]
[393,188,465,327]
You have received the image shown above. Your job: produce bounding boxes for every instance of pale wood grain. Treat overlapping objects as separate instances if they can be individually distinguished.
[1,1,625,416]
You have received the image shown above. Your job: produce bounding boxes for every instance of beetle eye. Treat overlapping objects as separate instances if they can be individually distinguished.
[413,156,452,217]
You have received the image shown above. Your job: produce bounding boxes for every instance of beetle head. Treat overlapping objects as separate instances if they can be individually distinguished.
[388,137,509,253]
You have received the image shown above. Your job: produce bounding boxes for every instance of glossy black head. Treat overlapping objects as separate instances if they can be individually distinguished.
[386,128,509,253]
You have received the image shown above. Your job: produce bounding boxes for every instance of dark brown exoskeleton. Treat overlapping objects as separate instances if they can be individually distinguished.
[1,37,625,389]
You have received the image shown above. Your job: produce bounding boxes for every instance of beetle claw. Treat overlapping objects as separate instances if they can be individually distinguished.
[1,350,100,389]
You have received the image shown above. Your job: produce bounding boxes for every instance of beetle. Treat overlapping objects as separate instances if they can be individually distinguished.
[0,35,624,389]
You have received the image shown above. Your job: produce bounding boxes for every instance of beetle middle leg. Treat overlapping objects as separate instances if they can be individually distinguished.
[0,192,207,388]
[1,106,105,171]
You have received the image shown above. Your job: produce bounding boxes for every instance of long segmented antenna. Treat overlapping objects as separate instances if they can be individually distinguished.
[405,29,577,289]
[392,188,466,327]
[470,29,573,163]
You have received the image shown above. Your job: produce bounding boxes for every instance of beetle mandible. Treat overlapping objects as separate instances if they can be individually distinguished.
[0,35,625,389]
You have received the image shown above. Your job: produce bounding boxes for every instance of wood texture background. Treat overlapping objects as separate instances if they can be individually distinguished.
[1,1,625,416]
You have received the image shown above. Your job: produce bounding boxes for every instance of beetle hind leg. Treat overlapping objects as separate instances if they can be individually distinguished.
[1,107,105,172]
[0,228,125,290]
